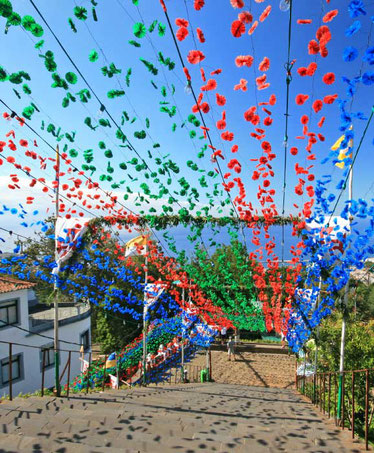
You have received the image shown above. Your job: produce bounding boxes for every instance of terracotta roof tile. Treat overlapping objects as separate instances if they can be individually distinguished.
[0,276,35,294]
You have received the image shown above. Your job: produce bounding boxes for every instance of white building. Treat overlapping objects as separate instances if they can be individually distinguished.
[0,276,91,397]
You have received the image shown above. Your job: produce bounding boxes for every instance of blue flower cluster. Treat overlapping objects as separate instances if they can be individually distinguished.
[287,2,374,352]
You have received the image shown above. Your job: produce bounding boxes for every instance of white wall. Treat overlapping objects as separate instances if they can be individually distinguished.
[0,289,91,397]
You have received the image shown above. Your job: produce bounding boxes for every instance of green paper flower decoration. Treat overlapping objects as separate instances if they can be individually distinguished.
[22,84,31,94]
[133,22,146,38]
[89,50,99,62]
[35,39,44,49]
[21,15,36,31]
[107,89,125,98]
[68,18,77,33]
[98,141,106,150]
[65,71,78,84]
[134,130,146,139]
[6,11,21,26]
[128,40,141,48]
[0,0,13,18]
[74,6,88,20]
[149,20,157,33]
[30,23,44,37]
[22,105,35,120]
[0,66,7,82]
[158,23,166,37]
[69,149,78,158]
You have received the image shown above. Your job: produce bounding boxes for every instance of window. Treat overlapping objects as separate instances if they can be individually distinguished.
[80,329,90,352]
[40,343,55,370]
[0,354,23,386]
[0,299,19,329]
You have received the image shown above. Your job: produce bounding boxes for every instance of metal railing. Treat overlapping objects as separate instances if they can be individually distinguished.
[1,340,209,401]
[296,369,374,450]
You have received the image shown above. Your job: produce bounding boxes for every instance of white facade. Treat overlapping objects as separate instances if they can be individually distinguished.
[0,281,91,398]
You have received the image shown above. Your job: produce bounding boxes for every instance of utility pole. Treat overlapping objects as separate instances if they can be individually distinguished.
[181,286,185,382]
[142,247,148,386]
[337,163,353,422]
[54,145,60,397]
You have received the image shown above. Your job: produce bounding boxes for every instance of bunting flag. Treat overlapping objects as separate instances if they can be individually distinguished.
[124,235,149,257]
[52,217,90,275]
[105,352,117,369]
[144,283,166,315]
[108,374,118,389]
[331,128,353,169]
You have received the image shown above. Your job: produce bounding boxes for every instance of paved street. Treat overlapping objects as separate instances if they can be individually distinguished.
[0,383,365,452]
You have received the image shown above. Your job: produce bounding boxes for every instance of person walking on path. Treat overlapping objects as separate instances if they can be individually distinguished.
[227,336,236,361]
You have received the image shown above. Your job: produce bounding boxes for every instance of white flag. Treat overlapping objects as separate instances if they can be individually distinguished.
[108,374,118,389]
[144,283,166,316]
[53,217,90,275]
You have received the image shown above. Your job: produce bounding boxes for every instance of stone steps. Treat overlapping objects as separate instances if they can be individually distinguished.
[0,383,364,452]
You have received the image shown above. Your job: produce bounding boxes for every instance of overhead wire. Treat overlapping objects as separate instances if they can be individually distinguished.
[160,5,248,248]
[280,0,294,266]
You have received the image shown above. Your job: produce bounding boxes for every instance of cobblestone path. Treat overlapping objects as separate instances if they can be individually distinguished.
[0,383,365,452]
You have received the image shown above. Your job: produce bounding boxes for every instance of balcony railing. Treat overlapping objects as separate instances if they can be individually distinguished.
[29,304,90,331]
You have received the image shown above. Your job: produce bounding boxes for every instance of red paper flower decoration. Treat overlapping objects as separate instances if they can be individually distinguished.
[216,93,226,106]
[248,21,258,35]
[318,116,326,128]
[235,55,254,67]
[238,11,253,23]
[221,131,234,141]
[231,20,246,37]
[196,28,205,43]
[231,144,239,153]
[264,117,273,126]
[201,79,217,91]
[259,5,271,22]
[258,57,270,71]
[269,94,277,105]
[295,94,309,105]
[313,99,323,113]
[306,62,317,76]
[322,72,335,85]
[187,50,205,64]
[176,27,188,41]
[183,67,191,81]
[316,25,331,47]
[234,78,248,91]
[290,147,298,156]
[194,0,205,10]
[323,94,337,104]
[297,19,312,24]
[301,115,309,125]
[230,0,244,8]
[175,18,189,27]
[323,9,338,23]
[308,40,319,55]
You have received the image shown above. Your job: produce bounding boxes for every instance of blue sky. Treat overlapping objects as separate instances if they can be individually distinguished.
[0,0,373,253]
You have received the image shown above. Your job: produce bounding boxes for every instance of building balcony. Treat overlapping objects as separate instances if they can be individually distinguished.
[28,303,91,333]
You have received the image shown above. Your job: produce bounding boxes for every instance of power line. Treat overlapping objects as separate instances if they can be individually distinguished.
[0,99,136,217]
[160,6,247,248]
[281,0,294,266]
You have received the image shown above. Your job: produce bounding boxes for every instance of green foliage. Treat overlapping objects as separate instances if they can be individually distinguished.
[318,314,374,372]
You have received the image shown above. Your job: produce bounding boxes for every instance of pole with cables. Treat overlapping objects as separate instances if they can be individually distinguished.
[337,165,353,422]
[53,145,60,396]
[142,242,148,386]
